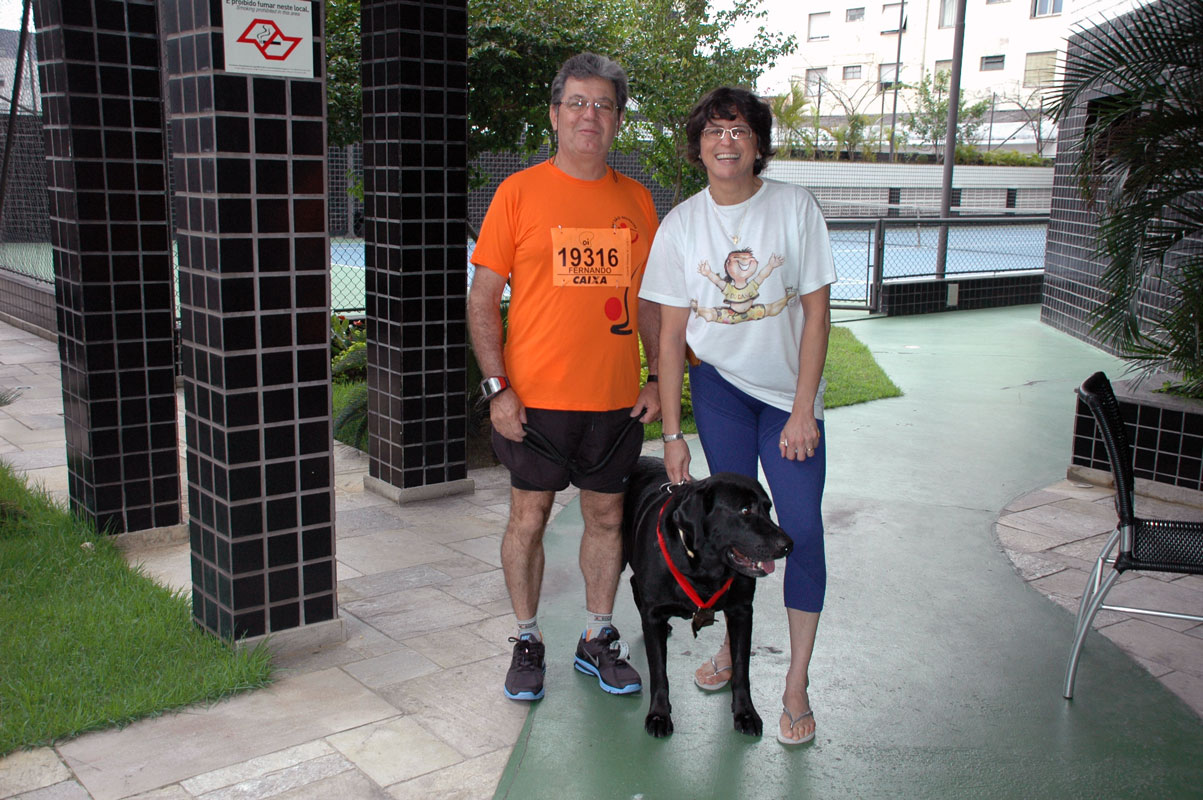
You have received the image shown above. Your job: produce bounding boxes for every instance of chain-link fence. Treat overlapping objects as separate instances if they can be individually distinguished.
[0,27,50,285]
[328,143,365,312]
[0,24,1055,319]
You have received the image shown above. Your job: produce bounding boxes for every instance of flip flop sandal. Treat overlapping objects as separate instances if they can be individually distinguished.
[693,656,732,692]
[778,706,816,746]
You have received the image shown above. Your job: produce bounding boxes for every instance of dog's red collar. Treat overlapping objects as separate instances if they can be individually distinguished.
[656,499,733,610]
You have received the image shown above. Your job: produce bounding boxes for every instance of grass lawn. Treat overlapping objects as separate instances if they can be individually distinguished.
[641,323,900,438]
[333,323,901,456]
[0,464,274,755]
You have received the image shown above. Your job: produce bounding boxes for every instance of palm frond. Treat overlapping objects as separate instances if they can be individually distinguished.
[1063,1,1203,387]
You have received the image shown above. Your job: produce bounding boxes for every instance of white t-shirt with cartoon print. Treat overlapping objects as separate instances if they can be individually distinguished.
[639,179,837,416]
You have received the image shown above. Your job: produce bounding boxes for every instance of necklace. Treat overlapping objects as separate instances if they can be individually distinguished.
[708,185,756,245]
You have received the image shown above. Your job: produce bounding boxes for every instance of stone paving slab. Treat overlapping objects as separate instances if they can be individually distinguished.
[0,750,72,797]
[999,482,1203,720]
[56,669,399,800]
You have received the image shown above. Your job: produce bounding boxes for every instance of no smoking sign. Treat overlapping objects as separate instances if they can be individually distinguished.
[223,0,314,79]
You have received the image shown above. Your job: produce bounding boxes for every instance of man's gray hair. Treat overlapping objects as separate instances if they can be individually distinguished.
[549,52,629,115]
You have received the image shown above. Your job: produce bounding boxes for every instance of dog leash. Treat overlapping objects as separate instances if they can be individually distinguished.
[655,498,734,637]
[520,416,642,477]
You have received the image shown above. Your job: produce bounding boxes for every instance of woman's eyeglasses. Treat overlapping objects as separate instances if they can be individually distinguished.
[701,126,753,141]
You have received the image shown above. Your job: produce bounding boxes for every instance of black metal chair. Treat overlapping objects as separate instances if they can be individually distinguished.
[1064,371,1203,699]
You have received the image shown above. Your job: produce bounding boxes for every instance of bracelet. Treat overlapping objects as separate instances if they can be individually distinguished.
[645,374,658,383]
[661,432,685,442]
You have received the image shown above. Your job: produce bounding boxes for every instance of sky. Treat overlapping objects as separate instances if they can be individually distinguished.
[0,1,24,31]
[714,0,808,95]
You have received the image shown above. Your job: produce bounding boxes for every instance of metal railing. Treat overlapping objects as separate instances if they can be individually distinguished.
[827,213,1049,311]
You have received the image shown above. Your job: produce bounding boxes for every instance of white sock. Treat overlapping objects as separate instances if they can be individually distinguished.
[516,616,541,642]
[584,611,612,641]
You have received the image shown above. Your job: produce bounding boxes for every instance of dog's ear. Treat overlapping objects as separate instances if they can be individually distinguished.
[671,483,712,560]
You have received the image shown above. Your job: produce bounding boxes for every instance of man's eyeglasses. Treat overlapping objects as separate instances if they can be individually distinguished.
[557,97,618,115]
[701,126,753,141]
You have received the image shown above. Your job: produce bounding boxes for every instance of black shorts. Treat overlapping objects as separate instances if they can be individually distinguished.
[492,407,643,494]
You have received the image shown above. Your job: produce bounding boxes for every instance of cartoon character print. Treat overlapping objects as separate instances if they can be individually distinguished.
[691,248,798,325]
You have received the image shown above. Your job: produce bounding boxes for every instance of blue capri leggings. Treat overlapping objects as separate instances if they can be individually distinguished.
[689,362,826,613]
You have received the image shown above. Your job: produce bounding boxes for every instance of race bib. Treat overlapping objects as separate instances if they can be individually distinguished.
[551,227,632,287]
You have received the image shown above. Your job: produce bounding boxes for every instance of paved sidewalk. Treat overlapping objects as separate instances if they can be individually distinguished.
[0,319,543,800]
[998,478,1203,715]
[2,309,1201,799]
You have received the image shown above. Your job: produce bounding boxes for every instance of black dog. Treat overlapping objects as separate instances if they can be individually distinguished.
[622,457,793,738]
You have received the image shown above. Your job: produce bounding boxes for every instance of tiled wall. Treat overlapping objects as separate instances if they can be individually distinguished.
[1072,393,1203,493]
[160,0,336,638]
[1040,2,1159,353]
[880,273,1044,316]
[361,0,469,491]
[0,272,55,334]
[34,0,180,534]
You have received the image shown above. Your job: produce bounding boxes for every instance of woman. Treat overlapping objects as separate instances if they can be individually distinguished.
[638,86,835,746]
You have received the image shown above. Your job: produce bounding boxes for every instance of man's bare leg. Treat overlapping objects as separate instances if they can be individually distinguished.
[501,487,556,621]
[578,489,624,617]
[574,488,642,693]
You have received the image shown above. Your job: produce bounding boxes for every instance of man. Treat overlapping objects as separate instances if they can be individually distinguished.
[468,52,661,702]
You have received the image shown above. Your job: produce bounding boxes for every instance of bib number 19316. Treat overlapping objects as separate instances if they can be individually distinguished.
[551,227,632,287]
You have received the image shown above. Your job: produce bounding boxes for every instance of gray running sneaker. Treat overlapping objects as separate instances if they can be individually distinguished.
[504,635,545,701]
[573,626,642,695]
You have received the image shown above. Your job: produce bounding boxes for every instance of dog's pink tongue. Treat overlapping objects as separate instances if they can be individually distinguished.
[761,560,775,575]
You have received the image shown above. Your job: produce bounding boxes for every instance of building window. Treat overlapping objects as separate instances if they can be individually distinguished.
[808,12,831,40]
[879,62,900,90]
[1023,50,1057,86]
[881,2,906,33]
[980,54,1005,71]
[846,6,865,21]
[934,59,952,76]
[939,0,955,28]
[843,64,863,80]
[805,68,829,96]
[1032,0,1062,17]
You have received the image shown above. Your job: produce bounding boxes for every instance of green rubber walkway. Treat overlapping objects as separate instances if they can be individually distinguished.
[494,306,1203,799]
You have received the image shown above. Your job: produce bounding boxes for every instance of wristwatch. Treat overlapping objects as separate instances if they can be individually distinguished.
[661,432,686,442]
[480,376,510,401]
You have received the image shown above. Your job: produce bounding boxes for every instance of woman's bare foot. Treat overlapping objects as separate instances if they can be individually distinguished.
[693,646,732,690]
[779,686,816,744]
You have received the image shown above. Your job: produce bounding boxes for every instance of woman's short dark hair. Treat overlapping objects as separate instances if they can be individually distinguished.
[685,87,776,176]
[550,53,629,116]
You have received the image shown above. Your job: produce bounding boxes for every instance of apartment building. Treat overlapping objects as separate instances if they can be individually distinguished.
[762,0,1151,152]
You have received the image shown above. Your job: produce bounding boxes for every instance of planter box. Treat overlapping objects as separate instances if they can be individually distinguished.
[1071,375,1203,492]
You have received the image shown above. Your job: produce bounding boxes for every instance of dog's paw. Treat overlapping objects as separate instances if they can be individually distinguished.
[733,709,763,737]
[645,712,674,738]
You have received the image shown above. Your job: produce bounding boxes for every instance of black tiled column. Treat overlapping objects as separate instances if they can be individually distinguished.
[361,0,471,501]
[161,1,337,639]
[34,0,180,534]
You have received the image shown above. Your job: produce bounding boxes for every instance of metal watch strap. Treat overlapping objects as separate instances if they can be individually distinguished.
[480,376,509,401]
[661,432,686,442]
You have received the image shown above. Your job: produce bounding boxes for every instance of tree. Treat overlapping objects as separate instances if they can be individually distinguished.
[1050,1,1203,395]
[615,0,796,205]
[904,70,990,162]
[816,79,878,161]
[325,0,362,147]
[769,79,820,159]
[996,87,1056,157]
[468,0,626,168]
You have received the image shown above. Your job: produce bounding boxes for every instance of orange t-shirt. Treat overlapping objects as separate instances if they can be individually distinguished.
[471,161,659,411]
